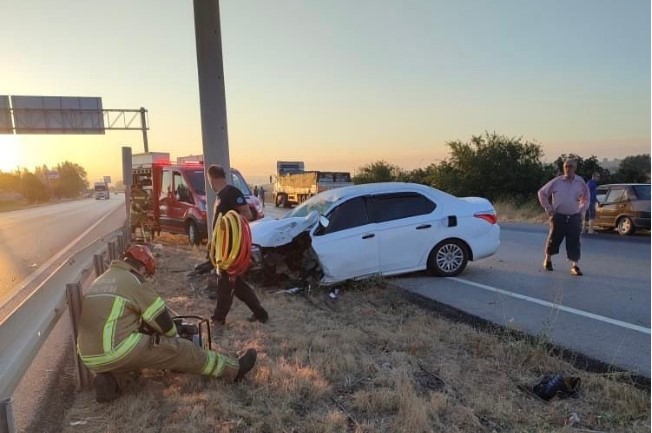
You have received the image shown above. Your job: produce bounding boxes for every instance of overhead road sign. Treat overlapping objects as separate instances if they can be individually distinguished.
[11,95,105,134]
[0,96,11,134]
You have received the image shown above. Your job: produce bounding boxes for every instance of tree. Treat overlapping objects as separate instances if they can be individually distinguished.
[21,171,48,203]
[552,154,607,182]
[615,154,650,183]
[0,170,21,193]
[429,132,548,201]
[353,160,402,184]
[54,161,89,197]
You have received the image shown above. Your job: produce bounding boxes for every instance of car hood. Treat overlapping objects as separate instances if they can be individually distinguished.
[250,210,319,247]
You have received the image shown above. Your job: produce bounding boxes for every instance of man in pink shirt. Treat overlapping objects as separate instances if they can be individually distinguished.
[537,158,590,276]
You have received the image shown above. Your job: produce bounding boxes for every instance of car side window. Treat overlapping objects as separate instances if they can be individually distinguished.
[320,197,368,235]
[605,188,626,204]
[596,188,607,204]
[367,193,436,223]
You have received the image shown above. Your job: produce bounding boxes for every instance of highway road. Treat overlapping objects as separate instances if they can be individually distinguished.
[395,224,651,377]
[0,197,126,307]
[264,206,651,377]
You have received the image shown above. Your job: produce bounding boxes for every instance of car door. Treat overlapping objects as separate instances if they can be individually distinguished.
[310,196,379,283]
[598,186,627,227]
[367,192,437,274]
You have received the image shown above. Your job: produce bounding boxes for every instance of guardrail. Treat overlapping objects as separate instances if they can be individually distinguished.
[0,225,131,433]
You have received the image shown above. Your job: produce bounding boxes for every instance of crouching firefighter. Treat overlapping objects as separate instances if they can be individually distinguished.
[77,245,257,403]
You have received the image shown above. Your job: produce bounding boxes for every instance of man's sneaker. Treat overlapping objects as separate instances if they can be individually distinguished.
[93,372,121,403]
[570,265,583,276]
[234,348,257,382]
[543,259,553,271]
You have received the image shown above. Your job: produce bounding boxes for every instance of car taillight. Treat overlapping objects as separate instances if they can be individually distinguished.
[474,212,497,224]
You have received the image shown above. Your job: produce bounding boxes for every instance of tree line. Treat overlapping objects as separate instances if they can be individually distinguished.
[352,132,651,201]
[0,161,88,203]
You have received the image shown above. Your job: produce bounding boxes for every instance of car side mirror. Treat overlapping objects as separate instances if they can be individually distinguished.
[319,215,330,228]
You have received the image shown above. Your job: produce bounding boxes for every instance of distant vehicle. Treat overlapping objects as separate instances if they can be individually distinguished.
[131,153,263,245]
[249,182,500,286]
[594,183,651,235]
[93,182,109,200]
[272,160,353,208]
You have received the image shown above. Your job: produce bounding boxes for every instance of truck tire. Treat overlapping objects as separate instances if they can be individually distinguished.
[276,194,288,208]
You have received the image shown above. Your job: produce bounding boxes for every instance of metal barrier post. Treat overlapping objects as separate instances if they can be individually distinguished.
[66,283,92,390]
[124,225,131,245]
[0,398,15,433]
[93,254,105,276]
[108,242,117,262]
[117,234,124,255]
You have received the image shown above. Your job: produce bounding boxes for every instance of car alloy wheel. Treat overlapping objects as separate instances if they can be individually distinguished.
[617,216,634,236]
[427,239,468,277]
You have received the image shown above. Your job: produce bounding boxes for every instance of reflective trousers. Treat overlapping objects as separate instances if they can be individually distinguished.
[83,334,239,382]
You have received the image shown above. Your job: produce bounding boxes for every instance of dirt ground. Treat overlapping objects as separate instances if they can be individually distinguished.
[53,234,649,433]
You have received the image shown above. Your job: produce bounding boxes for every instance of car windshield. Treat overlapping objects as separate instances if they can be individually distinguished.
[188,170,206,196]
[633,185,651,200]
[284,193,336,218]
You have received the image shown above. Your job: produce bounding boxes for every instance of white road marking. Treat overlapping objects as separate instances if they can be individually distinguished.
[450,277,651,335]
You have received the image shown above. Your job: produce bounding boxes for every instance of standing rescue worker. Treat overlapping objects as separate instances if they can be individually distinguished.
[130,183,149,237]
[206,164,269,327]
[77,245,257,403]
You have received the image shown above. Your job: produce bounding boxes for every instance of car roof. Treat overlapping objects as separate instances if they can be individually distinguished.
[598,183,651,187]
[319,182,456,202]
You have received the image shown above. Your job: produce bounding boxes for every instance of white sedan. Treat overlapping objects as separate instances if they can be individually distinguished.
[249,182,500,286]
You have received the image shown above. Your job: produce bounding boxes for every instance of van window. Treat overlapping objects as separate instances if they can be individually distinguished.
[187,170,206,196]
[160,170,172,200]
[231,171,252,195]
[173,172,193,204]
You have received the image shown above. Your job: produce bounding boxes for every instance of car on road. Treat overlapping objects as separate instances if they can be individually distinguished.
[249,182,500,286]
[594,183,651,235]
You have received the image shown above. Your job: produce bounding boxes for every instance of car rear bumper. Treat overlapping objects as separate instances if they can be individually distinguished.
[633,217,650,229]
[468,224,501,260]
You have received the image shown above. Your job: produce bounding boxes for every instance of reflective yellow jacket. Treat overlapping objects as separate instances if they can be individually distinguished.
[77,260,177,369]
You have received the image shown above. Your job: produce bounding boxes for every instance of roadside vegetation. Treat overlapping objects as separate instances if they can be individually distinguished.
[58,234,650,433]
[352,132,650,204]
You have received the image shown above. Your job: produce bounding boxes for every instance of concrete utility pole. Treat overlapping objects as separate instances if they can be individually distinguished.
[193,0,231,236]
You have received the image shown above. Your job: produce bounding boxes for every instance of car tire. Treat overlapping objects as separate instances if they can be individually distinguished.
[188,221,200,245]
[427,239,469,277]
[617,216,635,236]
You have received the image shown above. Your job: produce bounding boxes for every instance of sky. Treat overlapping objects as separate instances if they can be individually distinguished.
[0,0,650,185]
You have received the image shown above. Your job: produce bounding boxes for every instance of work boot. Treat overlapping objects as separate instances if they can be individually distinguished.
[93,372,121,403]
[234,348,257,382]
[247,309,269,324]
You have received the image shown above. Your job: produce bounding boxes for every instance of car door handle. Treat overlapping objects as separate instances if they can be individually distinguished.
[362,234,375,239]
[416,224,431,230]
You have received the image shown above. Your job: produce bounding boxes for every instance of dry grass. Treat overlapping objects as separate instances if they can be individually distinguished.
[494,198,549,224]
[60,234,649,433]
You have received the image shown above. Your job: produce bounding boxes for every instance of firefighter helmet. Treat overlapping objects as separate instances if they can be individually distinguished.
[124,245,156,275]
